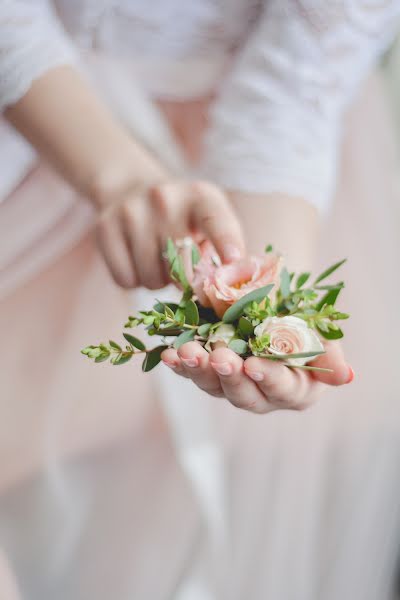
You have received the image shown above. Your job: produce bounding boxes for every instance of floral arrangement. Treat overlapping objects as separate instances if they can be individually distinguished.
[81,239,349,373]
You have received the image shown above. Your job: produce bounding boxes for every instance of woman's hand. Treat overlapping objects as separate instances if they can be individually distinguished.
[5,67,245,289]
[161,341,353,414]
[95,179,245,289]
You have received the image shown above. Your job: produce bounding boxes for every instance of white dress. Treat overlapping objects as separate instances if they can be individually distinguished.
[0,3,400,600]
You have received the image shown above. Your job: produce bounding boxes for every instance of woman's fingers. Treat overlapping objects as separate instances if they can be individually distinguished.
[209,347,274,413]
[160,348,189,377]
[177,342,224,396]
[188,181,245,263]
[120,197,165,290]
[310,341,353,386]
[96,211,137,289]
[243,356,314,410]
[161,343,223,395]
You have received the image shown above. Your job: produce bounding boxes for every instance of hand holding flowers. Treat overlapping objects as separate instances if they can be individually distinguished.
[82,239,353,413]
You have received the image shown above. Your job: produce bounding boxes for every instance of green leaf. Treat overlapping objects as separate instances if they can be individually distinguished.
[157,326,185,336]
[287,365,333,373]
[280,267,291,298]
[109,340,122,351]
[296,272,310,289]
[222,284,274,324]
[111,353,132,365]
[166,239,190,290]
[185,300,199,326]
[94,352,110,363]
[166,238,178,267]
[153,301,179,315]
[173,329,196,349]
[81,346,94,356]
[265,244,273,253]
[174,306,185,324]
[314,282,344,291]
[191,244,201,266]
[316,287,343,311]
[123,333,146,351]
[124,317,140,328]
[198,323,212,337]
[228,339,249,355]
[260,350,326,360]
[142,345,168,372]
[316,325,344,340]
[314,259,347,284]
[238,316,254,337]
[333,312,350,320]
[164,305,175,319]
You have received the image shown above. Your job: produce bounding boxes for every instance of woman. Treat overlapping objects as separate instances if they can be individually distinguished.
[0,2,399,598]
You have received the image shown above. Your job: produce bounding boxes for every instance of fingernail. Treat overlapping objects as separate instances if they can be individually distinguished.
[163,360,178,369]
[246,371,264,382]
[210,361,233,376]
[223,244,241,262]
[181,357,199,368]
[346,366,355,384]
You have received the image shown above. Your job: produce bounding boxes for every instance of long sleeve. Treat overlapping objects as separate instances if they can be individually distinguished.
[201,1,400,214]
[0,0,77,111]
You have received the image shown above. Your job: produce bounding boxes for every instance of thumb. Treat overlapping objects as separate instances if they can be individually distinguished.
[188,181,245,263]
[310,341,354,386]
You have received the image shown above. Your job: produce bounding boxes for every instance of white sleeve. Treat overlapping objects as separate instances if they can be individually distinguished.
[200,1,400,214]
[0,0,77,111]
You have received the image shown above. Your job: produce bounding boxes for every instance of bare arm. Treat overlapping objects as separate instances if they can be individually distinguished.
[5,65,167,206]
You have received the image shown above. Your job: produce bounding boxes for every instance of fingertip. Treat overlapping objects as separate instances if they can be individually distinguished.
[312,363,353,386]
[161,348,179,366]
[177,341,203,360]
[221,243,243,264]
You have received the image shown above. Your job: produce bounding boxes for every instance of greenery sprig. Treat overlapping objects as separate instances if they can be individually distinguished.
[82,240,349,372]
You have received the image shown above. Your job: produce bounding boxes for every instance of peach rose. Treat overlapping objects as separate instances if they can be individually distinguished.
[191,241,281,318]
[254,316,324,366]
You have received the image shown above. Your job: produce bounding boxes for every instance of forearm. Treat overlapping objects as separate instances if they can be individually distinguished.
[5,65,168,207]
[230,192,319,271]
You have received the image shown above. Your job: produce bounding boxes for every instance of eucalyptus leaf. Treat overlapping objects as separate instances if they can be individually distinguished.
[222,284,274,324]
[142,345,168,372]
[228,339,249,355]
[166,238,177,267]
[153,301,179,314]
[157,326,186,336]
[191,244,201,266]
[280,267,291,298]
[174,306,186,324]
[123,333,146,351]
[287,365,333,373]
[316,325,344,340]
[314,282,344,291]
[198,323,212,337]
[109,340,122,351]
[112,354,132,365]
[173,329,196,349]
[260,350,326,360]
[94,353,110,363]
[164,305,175,319]
[314,259,346,284]
[238,316,254,337]
[185,300,199,326]
[296,272,310,289]
[316,287,342,311]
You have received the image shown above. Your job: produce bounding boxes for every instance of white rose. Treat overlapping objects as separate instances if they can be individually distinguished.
[205,324,235,352]
[254,316,324,366]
